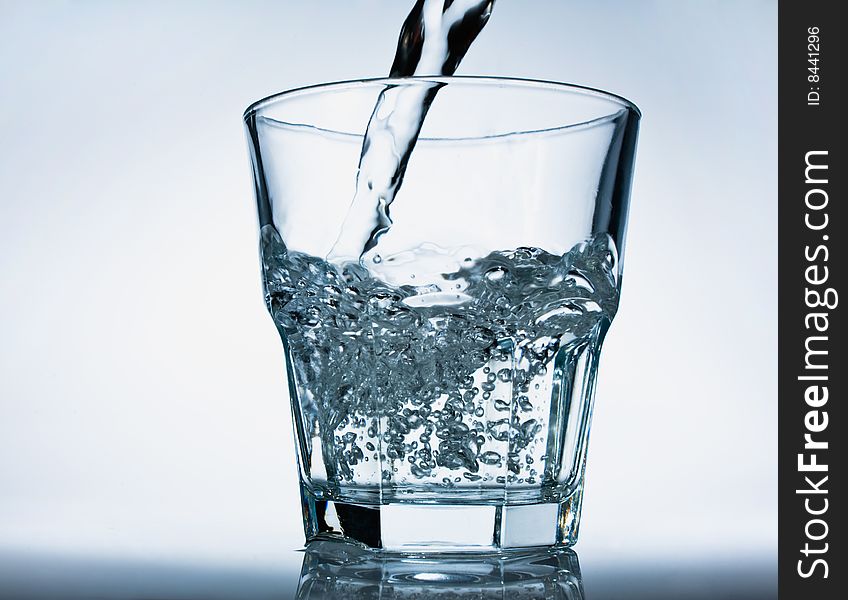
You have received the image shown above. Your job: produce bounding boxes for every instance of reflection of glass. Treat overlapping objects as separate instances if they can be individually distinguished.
[245,77,640,550]
[296,541,584,600]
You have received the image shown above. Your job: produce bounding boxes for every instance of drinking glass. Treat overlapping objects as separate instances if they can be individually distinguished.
[244,77,639,551]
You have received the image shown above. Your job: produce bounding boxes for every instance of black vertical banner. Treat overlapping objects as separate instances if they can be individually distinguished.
[779,1,845,598]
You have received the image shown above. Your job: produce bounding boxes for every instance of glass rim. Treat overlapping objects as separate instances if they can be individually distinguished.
[243,76,642,127]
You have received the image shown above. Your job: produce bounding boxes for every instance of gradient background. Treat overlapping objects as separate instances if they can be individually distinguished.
[0,1,777,598]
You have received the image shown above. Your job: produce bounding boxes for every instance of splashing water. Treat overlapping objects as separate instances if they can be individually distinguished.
[264,226,620,494]
[327,0,496,263]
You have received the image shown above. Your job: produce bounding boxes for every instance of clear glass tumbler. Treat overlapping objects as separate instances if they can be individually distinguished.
[244,77,639,551]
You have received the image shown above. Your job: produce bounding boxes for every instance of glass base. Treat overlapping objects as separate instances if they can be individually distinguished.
[300,483,584,552]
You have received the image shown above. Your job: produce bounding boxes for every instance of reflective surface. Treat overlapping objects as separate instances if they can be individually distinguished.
[0,543,775,599]
[297,541,584,599]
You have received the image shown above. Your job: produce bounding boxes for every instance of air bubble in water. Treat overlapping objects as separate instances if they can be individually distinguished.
[262,225,619,491]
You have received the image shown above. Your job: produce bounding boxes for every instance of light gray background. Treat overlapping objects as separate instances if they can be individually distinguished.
[0,0,776,589]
